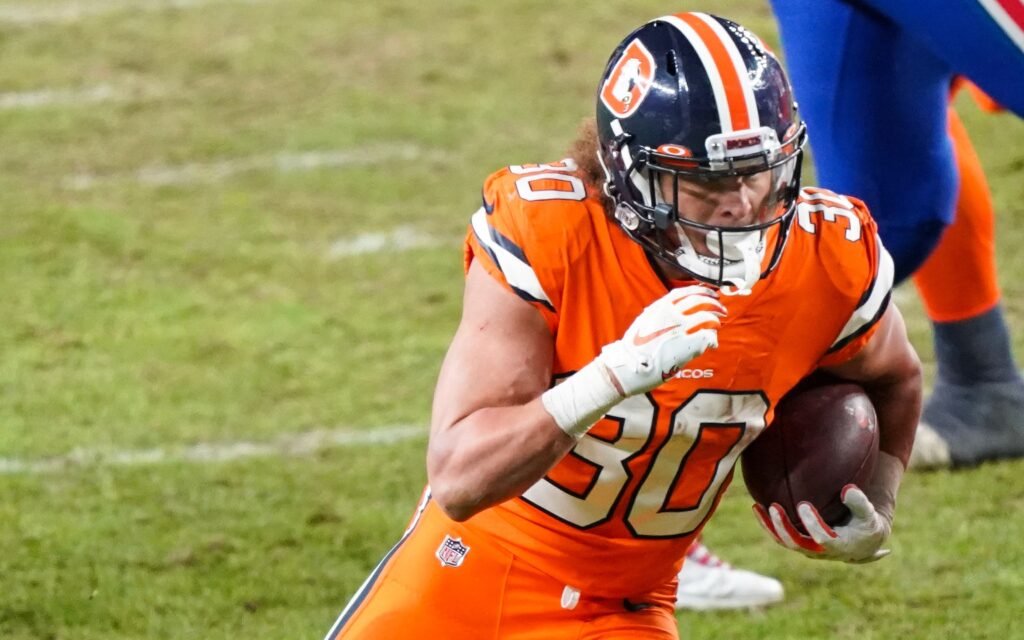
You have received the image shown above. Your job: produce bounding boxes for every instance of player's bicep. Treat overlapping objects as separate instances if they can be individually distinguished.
[430,259,554,434]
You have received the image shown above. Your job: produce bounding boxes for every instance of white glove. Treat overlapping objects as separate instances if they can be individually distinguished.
[597,285,724,396]
[541,285,724,439]
[752,487,891,564]
[752,450,904,563]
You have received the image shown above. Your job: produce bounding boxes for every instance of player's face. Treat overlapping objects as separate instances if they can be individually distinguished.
[658,171,774,256]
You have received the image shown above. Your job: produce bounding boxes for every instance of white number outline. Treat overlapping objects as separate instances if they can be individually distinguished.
[522,389,769,539]
[796,190,863,242]
[510,159,587,202]
[521,393,657,530]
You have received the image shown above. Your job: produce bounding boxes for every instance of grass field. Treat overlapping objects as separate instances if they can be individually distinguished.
[1,0,1023,638]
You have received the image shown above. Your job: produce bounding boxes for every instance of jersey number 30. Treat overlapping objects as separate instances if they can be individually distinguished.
[522,390,768,538]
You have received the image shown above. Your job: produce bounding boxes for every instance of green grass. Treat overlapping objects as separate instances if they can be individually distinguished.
[1,0,1023,638]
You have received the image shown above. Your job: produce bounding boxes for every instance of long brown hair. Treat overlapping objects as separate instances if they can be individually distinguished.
[567,117,614,213]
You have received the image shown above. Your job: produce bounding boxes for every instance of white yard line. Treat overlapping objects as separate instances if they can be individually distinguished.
[0,84,117,109]
[0,425,425,474]
[0,82,162,110]
[327,226,445,259]
[0,0,272,25]
[64,146,428,190]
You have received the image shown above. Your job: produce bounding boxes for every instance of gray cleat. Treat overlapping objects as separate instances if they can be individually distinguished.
[910,378,1024,469]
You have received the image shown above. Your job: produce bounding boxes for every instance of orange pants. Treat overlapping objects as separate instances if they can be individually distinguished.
[326,496,679,640]
[912,104,1001,322]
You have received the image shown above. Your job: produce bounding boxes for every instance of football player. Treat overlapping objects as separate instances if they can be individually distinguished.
[325,13,922,639]
[770,0,1024,468]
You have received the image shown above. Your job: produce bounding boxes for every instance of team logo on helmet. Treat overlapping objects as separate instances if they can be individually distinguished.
[600,39,656,118]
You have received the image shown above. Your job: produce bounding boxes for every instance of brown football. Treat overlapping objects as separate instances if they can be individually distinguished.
[741,372,879,531]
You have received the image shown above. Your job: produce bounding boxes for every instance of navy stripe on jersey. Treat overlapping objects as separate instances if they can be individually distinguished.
[481,191,495,214]
[470,207,555,312]
[323,490,431,640]
[490,225,530,266]
[828,234,895,354]
[509,283,557,312]
[828,289,891,354]
[854,268,877,310]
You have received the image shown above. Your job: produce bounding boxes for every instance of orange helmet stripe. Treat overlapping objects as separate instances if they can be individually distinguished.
[661,12,757,133]
[655,13,761,133]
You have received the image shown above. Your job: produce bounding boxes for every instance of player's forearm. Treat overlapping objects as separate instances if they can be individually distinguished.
[858,370,918,531]
[864,450,904,525]
[427,399,576,522]
[827,305,923,469]
[863,362,922,469]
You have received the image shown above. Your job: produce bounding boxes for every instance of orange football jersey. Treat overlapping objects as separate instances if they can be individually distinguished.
[461,159,893,598]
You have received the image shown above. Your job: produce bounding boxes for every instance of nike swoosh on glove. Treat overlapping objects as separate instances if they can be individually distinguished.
[598,285,725,397]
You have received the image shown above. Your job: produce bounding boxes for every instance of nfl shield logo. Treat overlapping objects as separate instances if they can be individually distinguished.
[436,535,470,568]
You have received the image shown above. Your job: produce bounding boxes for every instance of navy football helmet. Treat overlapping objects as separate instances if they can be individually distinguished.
[596,12,806,294]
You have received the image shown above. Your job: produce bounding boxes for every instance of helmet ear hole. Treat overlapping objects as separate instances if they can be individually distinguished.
[665,52,678,76]
[653,203,676,230]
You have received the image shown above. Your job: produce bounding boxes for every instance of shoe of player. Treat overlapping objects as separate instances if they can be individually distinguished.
[675,542,784,610]
[910,378,1024,469]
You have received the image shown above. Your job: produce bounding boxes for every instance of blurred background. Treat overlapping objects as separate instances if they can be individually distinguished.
[1,0,1022,637]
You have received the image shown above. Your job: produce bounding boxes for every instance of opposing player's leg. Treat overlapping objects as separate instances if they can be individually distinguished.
[908,108,1024,468]
[913,108,1000,326]
[674,539,783,611]
[854,0,1024,117]
[770,0,957,281]
[771,1,1024,468]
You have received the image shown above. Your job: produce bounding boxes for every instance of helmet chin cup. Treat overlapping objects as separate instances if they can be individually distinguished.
[717,234,762,296]
[676,229,763,296]
[705,229,759,262]
[720,282,753,297]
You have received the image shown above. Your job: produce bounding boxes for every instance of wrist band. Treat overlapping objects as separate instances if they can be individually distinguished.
[541,359,624,439]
